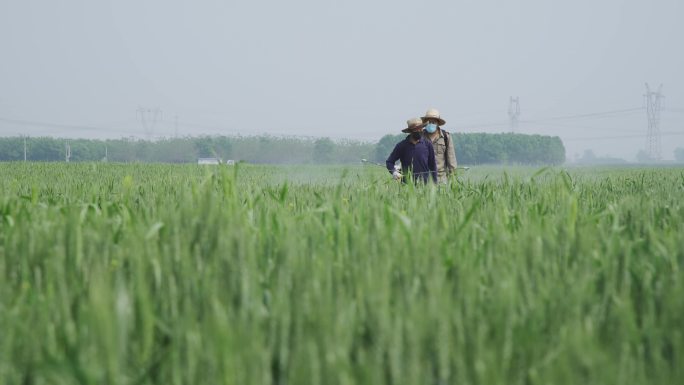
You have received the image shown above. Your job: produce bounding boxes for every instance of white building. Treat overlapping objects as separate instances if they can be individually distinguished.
[197,157,220,165]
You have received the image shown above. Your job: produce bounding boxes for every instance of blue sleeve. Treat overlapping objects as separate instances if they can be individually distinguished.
[386,142,402,174]
[427,141,437,183]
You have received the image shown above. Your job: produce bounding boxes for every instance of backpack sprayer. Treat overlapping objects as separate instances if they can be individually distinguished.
[361,159,470,172]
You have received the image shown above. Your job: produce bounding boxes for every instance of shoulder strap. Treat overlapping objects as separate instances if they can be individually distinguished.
[442,129,451,169]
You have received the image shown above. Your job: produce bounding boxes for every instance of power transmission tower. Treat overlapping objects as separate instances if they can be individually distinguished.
[23,137,27,162]
[644,84,664,161]
[508,97,521,132]
[65,141,72,162]
[137,107,162,140]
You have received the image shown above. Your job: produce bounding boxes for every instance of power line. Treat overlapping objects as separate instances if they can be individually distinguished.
[1,103,678,144]
[0,115,267,138]
[0,116,150,138]
[520,107,644,124]
[0,116,132,132]
[520,120,641,132]
[451,121,510,130]
[563,131,684,142]
[451,107,645,130]
[174,118,292,136]
[0,115,314,141]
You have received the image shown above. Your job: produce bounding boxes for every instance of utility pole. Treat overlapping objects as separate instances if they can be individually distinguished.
[104,145,108,162]
[65,141,71,162]
[508,97,521,132]
[23,137,27,162]
[644,83,664,161]
[137,107,162,140]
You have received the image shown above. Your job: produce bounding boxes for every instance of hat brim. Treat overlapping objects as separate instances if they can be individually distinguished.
[401,123,426,133]
[421,116,446,126]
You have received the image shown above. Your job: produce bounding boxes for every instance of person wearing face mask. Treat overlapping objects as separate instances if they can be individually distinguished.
[422,108,457,184]
[385,118,437,184]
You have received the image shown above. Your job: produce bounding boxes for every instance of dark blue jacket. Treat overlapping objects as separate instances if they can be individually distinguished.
[386,137,437,183]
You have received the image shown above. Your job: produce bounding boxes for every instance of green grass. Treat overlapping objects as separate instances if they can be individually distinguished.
[1,163,683,385]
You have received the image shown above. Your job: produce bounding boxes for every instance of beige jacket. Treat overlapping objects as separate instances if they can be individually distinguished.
[425,129,457,183]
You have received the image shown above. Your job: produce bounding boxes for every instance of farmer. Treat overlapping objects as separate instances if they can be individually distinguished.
[421,108,457,183]
[386,118,437,184]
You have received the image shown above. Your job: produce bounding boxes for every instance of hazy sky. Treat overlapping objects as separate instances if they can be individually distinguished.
[1,0,683,160]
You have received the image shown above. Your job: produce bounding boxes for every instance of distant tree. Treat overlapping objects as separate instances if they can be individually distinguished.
[331,139,374,163]
[452,133,477,164]
[674,148,684,163]
[313,138,335,164]
[107,138,137,162]
[450,132,564,165]
[70,139,101,161]
[30,138,63,161]
[0,133,565,165]
[213,136,233,160]
[580,150,596,163]
[195,136,215,158]
[133,140,154,162]
[636,150,652,163]
[542,136,566,164]
[478,133,506,163]
[570,148,625,164]
[0,137,23,161]
[153,138,195,163]
[374,134,404,162]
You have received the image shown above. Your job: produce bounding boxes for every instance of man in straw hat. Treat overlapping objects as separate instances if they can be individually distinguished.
[422,108,457,183]
[385,118,437,184]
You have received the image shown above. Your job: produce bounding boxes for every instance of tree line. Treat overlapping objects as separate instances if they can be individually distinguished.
[0,133,565,165]
[374,132,565,165]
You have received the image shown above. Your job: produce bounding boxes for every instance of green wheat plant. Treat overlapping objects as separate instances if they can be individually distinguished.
[0,163,682,385]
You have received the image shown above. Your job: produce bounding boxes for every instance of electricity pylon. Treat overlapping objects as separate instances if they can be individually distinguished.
[644,84,663,161]
[508,97,521,132]
[137,107,162,140]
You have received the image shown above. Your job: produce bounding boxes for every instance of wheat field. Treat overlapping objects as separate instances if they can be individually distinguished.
[1,163,682,385]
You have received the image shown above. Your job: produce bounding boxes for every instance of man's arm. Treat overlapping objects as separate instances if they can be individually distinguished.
[386,143,402,174]
[427,142,438,183]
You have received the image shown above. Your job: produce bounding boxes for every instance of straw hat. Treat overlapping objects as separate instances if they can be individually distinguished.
[401,117,426,133]
[421,108,446,126]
